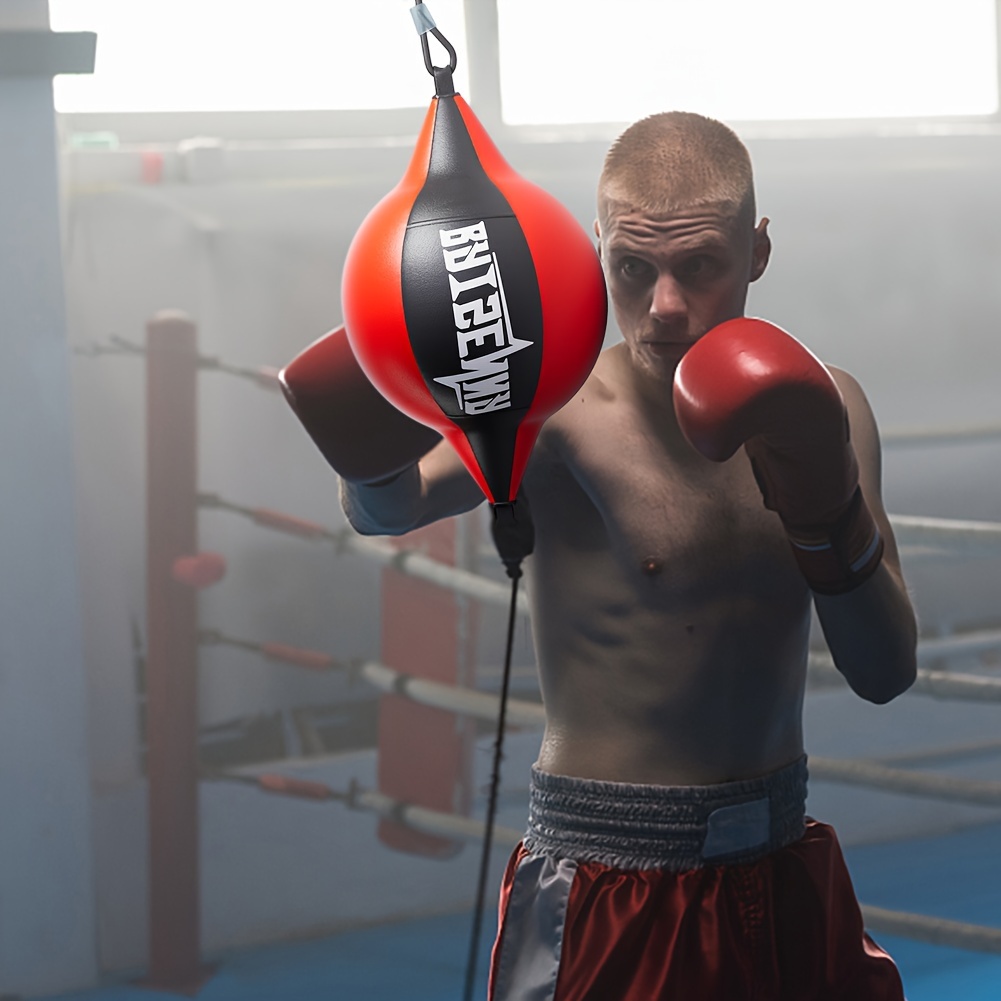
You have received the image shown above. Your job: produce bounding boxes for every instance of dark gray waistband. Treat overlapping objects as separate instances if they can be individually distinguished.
[524,755,808,871]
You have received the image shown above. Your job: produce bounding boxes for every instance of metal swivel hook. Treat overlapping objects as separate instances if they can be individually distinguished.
[411,1,458,97]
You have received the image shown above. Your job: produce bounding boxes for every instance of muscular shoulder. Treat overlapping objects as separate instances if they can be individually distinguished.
[825,364,884,495]
[827,365,878,442]
[827,365,864,406]
[534,346,622,459]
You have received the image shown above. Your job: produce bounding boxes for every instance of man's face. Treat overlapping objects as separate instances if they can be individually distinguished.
[597,198,770,383]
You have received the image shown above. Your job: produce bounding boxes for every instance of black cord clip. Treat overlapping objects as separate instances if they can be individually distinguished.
[490,496,535,580]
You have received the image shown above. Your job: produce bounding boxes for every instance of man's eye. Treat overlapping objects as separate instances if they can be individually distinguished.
[619,257,651,279]
[680,256,716,278]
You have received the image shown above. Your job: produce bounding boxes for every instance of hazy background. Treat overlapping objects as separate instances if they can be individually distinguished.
[2,0,1000,994]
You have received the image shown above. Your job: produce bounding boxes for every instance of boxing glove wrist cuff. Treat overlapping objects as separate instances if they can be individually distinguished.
[365,465,414,487]
[782,486,884,596]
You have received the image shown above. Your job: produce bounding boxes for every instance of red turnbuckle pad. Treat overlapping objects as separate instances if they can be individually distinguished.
[784,487,884,595]
[260,643,336,672]
[257,773,335,801]
[171,552,227,589]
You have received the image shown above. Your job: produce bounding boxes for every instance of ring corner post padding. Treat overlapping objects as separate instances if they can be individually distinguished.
[378,519,477,858]
[0,30,97,77]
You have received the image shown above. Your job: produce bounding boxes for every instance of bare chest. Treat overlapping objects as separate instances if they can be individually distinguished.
[526,402,798,604]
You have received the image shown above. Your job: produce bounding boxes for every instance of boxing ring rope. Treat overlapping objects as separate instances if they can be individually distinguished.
[806,757,1001,808]
[201,487,1001,615]
[860,906,1001,955]
[76,332,285,391]
[208,767,1001,956]
[90,312,1001,989]
[229,774,1001,957]
[198,621,1001,959]
[204,770,525,849]
[882,421,1001,448]
[205,626,1001,810]
[200,628,546,728]
[198,493,524,613]
[203,610,1001,704]
[807,643,1001,702]
[889,514,1001,554]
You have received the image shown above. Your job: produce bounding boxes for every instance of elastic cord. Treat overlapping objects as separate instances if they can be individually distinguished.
[463,569,521,1001]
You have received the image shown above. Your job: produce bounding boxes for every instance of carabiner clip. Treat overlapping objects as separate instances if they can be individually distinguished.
[410,1,458,97]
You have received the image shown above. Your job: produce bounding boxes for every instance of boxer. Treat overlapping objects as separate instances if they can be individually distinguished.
[287,111,917,1000]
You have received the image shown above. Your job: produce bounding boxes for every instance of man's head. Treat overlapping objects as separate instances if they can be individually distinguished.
[596,112,771,382]
[598,111,756,232]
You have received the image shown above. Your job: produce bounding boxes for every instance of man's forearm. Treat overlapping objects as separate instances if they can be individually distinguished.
[340,463,424,536]
[814,562,918,703]
[339,445,487,536]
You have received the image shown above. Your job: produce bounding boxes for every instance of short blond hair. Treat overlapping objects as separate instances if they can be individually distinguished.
[599,111,755,229]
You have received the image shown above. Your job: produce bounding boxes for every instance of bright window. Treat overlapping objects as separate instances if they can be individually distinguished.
[497,0,999,124]
[50,0,468,113]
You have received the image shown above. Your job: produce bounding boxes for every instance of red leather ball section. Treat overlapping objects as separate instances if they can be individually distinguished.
[341,100,440,432]
[341,95,606,503]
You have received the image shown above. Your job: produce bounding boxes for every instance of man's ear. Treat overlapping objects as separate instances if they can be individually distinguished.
[593,219,602,259]
[750,217,771,283]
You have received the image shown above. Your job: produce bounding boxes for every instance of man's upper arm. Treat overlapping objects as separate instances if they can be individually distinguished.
[817,366,917,702]
[340,437,485,536]
[829,366,902,577]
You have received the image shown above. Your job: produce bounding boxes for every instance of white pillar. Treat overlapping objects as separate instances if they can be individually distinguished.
[0,0,98,993]
[463,0,502,130]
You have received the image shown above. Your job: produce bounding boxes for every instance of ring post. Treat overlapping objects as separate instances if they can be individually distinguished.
[378,518,477,858]
[144,311,211,992]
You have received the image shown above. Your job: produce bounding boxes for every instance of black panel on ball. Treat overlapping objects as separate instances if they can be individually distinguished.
[406,97,511,227]
[401,96,544,502]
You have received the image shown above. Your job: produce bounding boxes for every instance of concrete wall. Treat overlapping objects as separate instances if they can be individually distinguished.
[0,1,97,995]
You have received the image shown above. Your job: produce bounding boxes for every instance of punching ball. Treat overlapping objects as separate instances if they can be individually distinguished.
[341,8,606,542]
[337,8,607,998]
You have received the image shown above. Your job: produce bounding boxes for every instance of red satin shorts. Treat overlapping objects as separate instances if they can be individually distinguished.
[489,809,903,1000]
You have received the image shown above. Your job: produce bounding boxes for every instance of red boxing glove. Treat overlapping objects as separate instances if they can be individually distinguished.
[673,317,883,595]
[280,325,441,484]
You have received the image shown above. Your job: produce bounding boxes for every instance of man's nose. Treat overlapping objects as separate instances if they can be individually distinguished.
[649,272,687,327]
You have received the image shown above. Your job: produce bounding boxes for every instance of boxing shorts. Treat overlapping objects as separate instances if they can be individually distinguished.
[488,756,904,1000]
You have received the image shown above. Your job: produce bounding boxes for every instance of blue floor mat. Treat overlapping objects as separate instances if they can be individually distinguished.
[843,820,1001,1001]
[45,912,494,1001]
[44,822,1000,1001]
